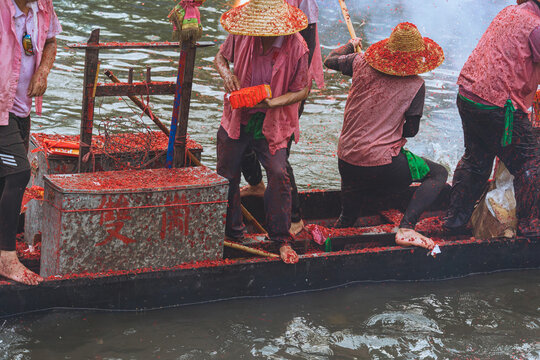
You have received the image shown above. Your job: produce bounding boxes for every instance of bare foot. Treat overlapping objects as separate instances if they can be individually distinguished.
[279,245,299,264]
[395,228,435,250]
[240,181,266,197]
[289,219,304,236]
[0,251,43,285]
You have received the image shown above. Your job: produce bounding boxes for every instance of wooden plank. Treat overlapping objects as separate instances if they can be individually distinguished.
[94,82,176,97]
[78,29,100,173]
[173,42,197,168]
[67,41,214,50]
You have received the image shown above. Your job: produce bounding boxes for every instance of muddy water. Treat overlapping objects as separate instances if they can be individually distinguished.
[2,0,539,359]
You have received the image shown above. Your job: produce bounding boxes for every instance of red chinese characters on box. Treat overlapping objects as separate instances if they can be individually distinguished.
[228,84,272,109]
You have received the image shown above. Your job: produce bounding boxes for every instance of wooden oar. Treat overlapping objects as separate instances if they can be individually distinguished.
[104,69,268,235]
[337,0,361,52]
[224,240,279,258]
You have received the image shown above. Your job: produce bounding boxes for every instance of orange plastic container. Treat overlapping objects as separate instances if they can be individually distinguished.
[229,84,272,109]
[533,89,540,128]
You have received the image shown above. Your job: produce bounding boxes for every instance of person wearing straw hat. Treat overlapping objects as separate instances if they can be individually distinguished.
[444,0,540,238]
[238,0,324,237]
[324,22,448,249]
[214,0,311,263]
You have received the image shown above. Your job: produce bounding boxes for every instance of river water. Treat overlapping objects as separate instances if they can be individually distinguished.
[1,0,539,358]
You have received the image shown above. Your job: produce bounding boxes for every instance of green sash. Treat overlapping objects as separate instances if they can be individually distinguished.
[401,148,430,181]
[244,112,266,140]
[458,94,515,147]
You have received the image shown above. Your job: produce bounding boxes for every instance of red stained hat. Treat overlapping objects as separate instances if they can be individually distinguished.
[221,0,307,37]
[364,22,444,76]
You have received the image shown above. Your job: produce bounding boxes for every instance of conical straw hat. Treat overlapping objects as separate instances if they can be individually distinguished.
[364,22,444,76]
[221,0,307,37]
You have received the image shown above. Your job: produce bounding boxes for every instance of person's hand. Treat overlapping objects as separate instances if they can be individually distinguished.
[350,37,362,51]
[251,97,273,109]
[223,73,241,93]
[27,68,49,97]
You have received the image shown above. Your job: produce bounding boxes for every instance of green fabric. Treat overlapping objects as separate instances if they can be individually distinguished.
[401,148,430,181]
[244,112,266,140]
[501,99,515,147]
[458,94,515,147]
[324,237,332,252]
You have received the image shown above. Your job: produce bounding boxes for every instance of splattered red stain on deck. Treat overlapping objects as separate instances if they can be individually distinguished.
[46,167,224,192]
[32,132,202,156]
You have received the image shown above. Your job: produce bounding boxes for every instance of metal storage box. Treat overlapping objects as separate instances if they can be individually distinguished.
[41,167,228,277]
[25,132,202,244]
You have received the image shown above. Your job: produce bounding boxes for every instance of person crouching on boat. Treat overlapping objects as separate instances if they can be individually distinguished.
[0,0,61,285]
[214,0,310,263]
[324,23,448,250]
[444,0,540,238]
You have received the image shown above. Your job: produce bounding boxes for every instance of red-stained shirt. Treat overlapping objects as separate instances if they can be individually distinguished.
[458,2,540,112]
[219,34,309,154]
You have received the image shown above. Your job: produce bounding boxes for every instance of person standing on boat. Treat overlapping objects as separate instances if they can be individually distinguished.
[238,0,325,236]
[444,0,540,237]
[214,0,310,263]
[324,23,448,249]
[0,0,61,285]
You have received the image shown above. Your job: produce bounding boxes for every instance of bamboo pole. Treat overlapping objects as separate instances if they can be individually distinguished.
[337,0,361,52]
[224,240,279,258]
[105,70,268,235]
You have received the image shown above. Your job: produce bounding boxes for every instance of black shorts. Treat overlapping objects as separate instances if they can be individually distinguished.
[0,113,31,178]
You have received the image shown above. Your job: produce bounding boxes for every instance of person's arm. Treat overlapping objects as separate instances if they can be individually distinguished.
[255,86,310,109]
[529,26,540,63]
[323,38,361,76]
[214,35,241,93]
[403,83,426,138]
[27,37,57,97]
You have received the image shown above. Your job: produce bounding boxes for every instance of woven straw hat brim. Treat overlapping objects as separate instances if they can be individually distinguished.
[364,37,444,76]
[221,2,307,36]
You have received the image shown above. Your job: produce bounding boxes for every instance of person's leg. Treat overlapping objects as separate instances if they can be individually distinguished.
[445,97,497,230]
[334,158,365,228]
[494,110,540,237]
[400,159,448,229]
[0,113,42,285]
[286,137,303,234]
[216,126,249,240]
[252,139,298,263]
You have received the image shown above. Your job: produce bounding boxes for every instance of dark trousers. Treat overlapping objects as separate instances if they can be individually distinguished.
[240,23,318,223]
[217,126,292,244]
[337,153,448,229]
[0,114,32,251]
[446,96,540,236]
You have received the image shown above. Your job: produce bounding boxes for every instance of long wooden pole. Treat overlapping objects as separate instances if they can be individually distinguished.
[224,240,279,258]
[105,73,268,235]
[337,0,361,52]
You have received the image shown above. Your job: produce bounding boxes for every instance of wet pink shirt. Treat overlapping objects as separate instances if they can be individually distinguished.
[11,0,61,117]
[0,0,62,125]
[220,34,309,154]
[338,54,424,167]
[458,2,540,112]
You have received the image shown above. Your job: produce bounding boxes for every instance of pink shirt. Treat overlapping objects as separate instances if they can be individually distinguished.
[10,0,61,117]
[338,54,424,166]
[458,2,540,112]
[246,36,285,118]
[0,0,62,125]
[220,34,309,154]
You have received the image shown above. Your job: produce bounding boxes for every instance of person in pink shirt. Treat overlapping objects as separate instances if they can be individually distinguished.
[214,0,310,264]
[238,0,324,237]
[0,0,61,285]
[324,23,448,249]
[444,0,540,238]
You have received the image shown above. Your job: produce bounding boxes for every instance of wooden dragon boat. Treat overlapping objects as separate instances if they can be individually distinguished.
[1,185,538,319]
